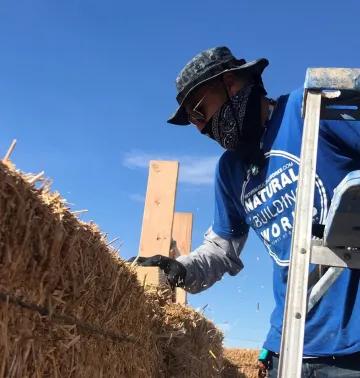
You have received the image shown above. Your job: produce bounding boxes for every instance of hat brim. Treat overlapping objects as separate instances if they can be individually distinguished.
[167,58,269,126]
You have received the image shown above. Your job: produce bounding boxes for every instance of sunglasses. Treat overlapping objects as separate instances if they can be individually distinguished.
[188,85,214,125]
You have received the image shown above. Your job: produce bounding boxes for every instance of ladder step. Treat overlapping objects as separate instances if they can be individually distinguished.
[324,170,360,249]
[303,68,360,120]
[310,245,360,268]
[305,68,360,91]
[309,170,360,268]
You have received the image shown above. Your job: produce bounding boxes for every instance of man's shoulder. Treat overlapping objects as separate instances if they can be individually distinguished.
[268,86,304,132]
[218,149,237,165]
[278,86,304,110]
[216,150,242,176]
[214,151,245,193]
[289,86,305,106]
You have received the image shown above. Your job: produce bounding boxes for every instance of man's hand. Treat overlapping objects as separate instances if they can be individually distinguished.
[127,255,187,288]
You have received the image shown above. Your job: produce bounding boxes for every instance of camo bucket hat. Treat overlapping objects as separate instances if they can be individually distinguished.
[167,46,269,126]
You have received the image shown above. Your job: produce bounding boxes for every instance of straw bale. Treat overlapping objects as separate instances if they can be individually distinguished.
[160,303,224,378]
[140,282,224,377]
[0,161,164,378]
[222,349,260,378]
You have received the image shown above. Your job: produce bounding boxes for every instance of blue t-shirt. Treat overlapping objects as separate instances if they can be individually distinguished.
[213,87,360,357]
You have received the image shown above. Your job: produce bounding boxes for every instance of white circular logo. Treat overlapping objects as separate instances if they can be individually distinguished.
[240,150,328,266]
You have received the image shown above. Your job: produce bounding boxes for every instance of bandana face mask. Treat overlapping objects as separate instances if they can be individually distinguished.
[201,83,267,169]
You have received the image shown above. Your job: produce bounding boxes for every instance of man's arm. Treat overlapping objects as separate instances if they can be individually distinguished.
[177,152,249,294]
[177,226,248,294]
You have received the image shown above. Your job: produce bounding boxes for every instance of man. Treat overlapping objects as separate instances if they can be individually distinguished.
[129,47,360,377]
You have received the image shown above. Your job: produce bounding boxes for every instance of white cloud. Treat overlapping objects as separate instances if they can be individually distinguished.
[128,193,145,202]
[123,150,220,185]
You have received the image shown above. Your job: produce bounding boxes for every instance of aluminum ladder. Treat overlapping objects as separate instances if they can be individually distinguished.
[278,68,360,378]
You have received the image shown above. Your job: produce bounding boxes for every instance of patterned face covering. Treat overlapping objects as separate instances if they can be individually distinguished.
[201,83,267,168]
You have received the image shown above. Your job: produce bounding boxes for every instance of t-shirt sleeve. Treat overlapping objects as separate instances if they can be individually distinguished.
[212,154,250,239]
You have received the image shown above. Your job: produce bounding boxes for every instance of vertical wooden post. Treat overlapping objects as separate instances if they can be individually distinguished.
[136,160,179,285]
[172,212,193,305]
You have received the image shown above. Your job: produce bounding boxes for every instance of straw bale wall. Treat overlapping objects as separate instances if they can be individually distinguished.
[0,159,225,378]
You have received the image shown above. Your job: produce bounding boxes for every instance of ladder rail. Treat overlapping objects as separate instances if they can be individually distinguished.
[278,90,322,378]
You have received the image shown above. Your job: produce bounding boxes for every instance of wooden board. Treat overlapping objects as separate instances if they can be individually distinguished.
[172,212,193,305]
[172,213,193,255]
[138,160,179,284]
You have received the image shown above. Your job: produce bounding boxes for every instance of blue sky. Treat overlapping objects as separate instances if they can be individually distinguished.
[1,0,359,349]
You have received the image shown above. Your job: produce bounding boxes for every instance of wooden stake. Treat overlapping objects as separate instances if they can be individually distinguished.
[172,213,193,257]
[172,212,193,305]
[137,160,179,285]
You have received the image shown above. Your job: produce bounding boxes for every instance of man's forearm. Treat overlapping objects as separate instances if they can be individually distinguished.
[176,226,248,294]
